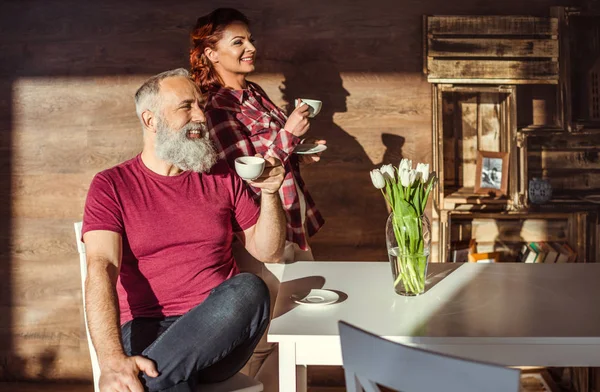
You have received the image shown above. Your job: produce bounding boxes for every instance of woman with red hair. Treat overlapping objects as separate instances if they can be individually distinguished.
[190,9,324,260]
[189,8,325,389]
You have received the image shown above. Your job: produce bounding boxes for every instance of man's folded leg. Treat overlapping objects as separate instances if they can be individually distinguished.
[121,273,270,392]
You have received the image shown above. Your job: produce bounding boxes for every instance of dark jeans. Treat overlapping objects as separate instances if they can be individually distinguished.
[120,273,270,392]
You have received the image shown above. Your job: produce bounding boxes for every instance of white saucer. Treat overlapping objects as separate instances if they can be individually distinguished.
[294,144,327,155]
[292,289,339,306]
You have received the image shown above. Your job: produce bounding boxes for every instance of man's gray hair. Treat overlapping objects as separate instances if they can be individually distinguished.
[134,68,191,120]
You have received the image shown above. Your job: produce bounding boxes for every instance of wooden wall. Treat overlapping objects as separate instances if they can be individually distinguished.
[0,0,579,382]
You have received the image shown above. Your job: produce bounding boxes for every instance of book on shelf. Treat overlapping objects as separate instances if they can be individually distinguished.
[519,242,577,263]
[520,243,539,263]
[560,243,577,263]
[530,242,548,263]
[548,242,567,263]
[468,251,500,263]
[543,243,559,264]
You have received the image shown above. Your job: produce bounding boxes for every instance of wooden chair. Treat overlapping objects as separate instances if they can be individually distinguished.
[338,320,521,392]
[74,222,263,392]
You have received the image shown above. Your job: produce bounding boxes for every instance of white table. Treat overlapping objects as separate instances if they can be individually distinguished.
[267,262,600,392]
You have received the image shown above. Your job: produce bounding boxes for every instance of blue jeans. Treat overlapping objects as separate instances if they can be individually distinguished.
[120,273,270,392]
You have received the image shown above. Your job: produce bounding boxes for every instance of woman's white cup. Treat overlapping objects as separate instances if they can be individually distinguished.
[296,99,322,118]
[234,156,265,180]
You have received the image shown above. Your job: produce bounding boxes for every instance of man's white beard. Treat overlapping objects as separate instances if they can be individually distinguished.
[155,117,217,173]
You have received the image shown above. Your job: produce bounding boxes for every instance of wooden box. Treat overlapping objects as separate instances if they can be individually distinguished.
[424,16,559,84]
[432,84,520,210]
[552,7,600,130]
[523,130,600,202]
[446,210,591,263]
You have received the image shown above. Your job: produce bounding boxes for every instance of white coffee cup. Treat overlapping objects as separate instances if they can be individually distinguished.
[234,156,265,180]
[296,98,322,118]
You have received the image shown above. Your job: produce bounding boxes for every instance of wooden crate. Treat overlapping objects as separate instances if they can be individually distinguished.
[446,210,591,263]
[424,16,559,84]
[432,84,520,210]
[524,130,600,201]
[552,6,600,130]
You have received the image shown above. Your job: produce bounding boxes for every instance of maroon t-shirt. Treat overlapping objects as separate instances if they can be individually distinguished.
[82,155,260,325]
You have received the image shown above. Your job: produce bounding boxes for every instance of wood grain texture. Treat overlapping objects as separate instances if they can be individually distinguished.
[427,16,558,35]
[0,383,92,392]
[526,132,600,197]
[428,38,558,58]
[428,59,559,81]
[450,218,569,243]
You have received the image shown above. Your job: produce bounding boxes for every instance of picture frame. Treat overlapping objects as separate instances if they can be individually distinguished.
[474,150,509,196]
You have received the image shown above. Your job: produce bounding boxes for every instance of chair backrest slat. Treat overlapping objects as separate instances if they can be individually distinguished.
[339,321,521,392]
[73,222,101,391]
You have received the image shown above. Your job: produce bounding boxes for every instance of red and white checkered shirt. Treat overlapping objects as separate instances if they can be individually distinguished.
[204,81,324,250]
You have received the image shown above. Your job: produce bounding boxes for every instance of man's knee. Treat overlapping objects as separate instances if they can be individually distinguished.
[219,273,270,314]
[233,273,270,305]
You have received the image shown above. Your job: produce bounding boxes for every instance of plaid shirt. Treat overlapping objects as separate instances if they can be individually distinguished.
[204,81,324,250]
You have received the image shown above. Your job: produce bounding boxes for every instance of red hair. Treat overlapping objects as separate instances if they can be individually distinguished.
[190,8,250,93]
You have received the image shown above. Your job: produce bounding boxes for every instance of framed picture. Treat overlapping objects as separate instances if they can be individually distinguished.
[474,151,509,196]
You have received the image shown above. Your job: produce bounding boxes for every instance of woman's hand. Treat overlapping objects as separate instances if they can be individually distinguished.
[284,99,311,138]
[299,139,327,166]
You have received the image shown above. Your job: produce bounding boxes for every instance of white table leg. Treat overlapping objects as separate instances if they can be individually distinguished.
[296,365,307,392]
[279,342,297,392]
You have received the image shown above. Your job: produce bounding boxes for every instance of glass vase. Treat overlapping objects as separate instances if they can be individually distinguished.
[386,213,431,296]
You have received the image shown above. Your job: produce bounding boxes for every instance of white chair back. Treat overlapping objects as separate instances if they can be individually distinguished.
[73,222,263,392]
[73,221,101,391]
[338,321,521,392]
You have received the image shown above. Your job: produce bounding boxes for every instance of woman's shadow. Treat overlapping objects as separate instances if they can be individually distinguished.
[279,50,394,261]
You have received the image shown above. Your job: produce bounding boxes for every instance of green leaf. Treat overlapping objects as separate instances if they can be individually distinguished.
[395,198,417,219]
[385,181,394,212]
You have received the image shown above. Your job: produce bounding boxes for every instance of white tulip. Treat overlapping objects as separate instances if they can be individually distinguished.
[416,163,430,183]
[400,169,411,187]
[380,164,395,181]
[399,158,413,173]
[408,169,417,186]
[370,169,386,189]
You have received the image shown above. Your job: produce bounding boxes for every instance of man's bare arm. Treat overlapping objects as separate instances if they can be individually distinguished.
[84,230,125,363]
[240,157,286,262]
[83,230,157,392]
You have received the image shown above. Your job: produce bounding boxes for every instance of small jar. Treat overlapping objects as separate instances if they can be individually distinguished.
[528,177,552,204]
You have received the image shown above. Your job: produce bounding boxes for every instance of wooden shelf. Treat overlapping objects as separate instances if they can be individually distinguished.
[427,10,598,265]
[443,187,509,209]
[446,209,593,263]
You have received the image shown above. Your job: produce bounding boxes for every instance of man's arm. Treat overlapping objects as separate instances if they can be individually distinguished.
[239,157,286,263]
[84,230,157,392]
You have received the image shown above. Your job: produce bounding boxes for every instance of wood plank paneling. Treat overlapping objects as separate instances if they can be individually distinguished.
[0,383,92,392]
[527,132,600,197]
[427,16,558,35]
[428,59,558,81]
[528,150,600,170]
[450,218,569,243]
[428,38,558,58]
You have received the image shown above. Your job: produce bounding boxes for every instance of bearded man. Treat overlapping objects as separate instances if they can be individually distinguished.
[81,68,286,392]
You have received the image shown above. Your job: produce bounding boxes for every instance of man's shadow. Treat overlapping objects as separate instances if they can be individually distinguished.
[279,50,391,261]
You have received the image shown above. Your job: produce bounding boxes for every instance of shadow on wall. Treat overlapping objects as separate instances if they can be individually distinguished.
[379,133,405,168]
[279,49,393,261]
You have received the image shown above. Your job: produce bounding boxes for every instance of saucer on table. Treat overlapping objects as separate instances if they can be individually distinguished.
[292,289,339,306]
